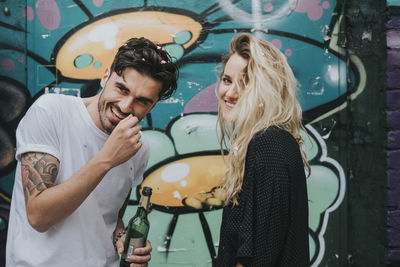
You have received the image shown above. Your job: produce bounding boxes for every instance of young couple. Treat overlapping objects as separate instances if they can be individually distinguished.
[6,34,309,267]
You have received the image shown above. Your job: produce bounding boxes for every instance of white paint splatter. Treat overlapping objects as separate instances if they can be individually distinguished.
[157,246,187,252]
[162,97,184,104]
[88,23,119,50]
[173,191,181,199]
[161,163,190,183]
[218,0,292,24]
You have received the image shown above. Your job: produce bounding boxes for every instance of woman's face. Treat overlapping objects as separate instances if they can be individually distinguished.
[218,53,248,121]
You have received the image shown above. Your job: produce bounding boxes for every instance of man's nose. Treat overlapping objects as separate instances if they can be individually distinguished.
[119,97,134,114]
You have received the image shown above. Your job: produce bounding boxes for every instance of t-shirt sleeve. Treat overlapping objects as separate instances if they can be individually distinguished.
[235,131,291,265]
[15,96,61,161]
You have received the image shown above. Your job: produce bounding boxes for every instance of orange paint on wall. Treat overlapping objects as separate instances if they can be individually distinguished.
[142,155,226,208]
[56,11,202,80]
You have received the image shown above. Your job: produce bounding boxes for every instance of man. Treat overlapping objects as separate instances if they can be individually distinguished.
[6,37,178,267]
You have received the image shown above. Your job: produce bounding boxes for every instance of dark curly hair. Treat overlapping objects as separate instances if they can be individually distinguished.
[110,37,179,100]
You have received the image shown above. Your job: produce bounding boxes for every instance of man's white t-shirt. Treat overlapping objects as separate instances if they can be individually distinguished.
[6,94,149,267]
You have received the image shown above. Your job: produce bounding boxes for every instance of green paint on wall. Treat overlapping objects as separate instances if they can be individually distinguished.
[388,0,400,6]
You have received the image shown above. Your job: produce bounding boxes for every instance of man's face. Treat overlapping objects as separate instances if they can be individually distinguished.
[97,67,162,134]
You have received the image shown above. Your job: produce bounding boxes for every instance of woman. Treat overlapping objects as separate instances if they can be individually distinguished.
[216,33,310,267]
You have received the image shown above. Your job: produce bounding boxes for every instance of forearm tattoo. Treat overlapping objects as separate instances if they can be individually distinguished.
[21,152,59,201]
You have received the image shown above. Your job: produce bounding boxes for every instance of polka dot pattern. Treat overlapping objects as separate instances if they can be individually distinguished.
[217,127,309,266]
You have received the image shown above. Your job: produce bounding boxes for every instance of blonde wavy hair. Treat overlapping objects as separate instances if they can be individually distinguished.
[218,33,310,206]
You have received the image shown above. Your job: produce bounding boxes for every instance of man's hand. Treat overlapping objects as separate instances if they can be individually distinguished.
[99,114,143,168]
[116,234,152,267]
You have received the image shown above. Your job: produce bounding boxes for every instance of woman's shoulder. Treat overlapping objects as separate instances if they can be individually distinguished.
[252,126,296,145]
[247,126,300,159]
[247,127,305,178]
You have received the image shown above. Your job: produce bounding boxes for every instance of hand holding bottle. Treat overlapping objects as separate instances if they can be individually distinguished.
[118,187,153,267]
[116,238,152,267]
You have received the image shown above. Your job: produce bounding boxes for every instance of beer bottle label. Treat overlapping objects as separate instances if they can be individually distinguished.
[127,237,146,257]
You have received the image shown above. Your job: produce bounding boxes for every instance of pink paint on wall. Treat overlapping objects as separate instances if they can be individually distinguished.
[93,0,104,7]
[1,58,15,72]
[22,6,34,21]
[271,38,283,50]
[36,0,61,30]
[289,0,330,21]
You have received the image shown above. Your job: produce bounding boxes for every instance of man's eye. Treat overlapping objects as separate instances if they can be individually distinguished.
[118,87,128,93]
[138,99,151,106]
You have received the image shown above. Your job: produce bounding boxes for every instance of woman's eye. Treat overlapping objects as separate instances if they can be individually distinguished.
[222,78,231,84]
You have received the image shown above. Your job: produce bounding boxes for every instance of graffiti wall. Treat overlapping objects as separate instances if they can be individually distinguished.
[0,0,387,266]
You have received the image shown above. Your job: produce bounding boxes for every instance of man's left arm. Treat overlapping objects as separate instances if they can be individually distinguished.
[113,189,130,253]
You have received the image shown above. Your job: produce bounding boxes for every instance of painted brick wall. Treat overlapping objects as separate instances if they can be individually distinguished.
[387,7,400,264]
[0,0,391,265]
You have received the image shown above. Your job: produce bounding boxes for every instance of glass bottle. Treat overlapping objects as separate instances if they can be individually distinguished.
[119,186,152,267]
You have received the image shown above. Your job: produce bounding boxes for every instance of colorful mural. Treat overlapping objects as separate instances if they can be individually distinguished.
[0,0,368,266]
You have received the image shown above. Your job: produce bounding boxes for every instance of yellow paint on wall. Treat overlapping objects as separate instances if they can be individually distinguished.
[56,11,202,80]
[142,155,226,208]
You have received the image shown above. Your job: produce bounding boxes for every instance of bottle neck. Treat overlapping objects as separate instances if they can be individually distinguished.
[138,195,150,212]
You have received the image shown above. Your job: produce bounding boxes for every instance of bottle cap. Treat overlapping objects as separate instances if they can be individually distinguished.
[142,186,152,196]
